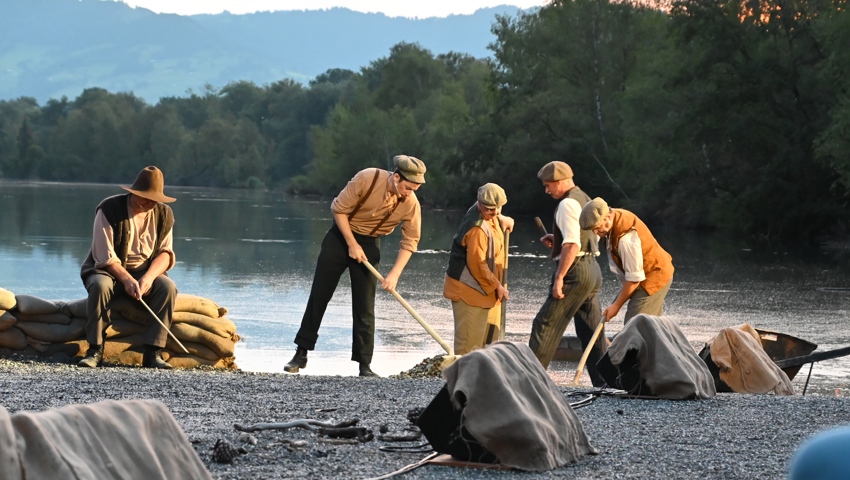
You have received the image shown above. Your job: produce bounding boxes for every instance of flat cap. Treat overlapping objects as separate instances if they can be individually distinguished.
[477,183,507,208]
[580,197,610,230]
[537,161,573,182]
[393,155,426,184]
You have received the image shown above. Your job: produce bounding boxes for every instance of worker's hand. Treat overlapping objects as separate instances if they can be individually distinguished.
[601,305,619,322]
[348,244,367,263]
[496,284,510,301]
[552,277,564,299]
[137,275,154,297]
[381,270,400,292]
[122,277,142,300]
[540,234,554,249]
[499,215,515,233]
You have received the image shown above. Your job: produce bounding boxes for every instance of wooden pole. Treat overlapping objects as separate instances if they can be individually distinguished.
[572,316,606,386]
[139,298,190,354]
[498,229,510,341]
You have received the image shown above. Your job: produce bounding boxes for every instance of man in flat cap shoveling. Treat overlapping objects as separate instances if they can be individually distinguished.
[579,197,674,323]
[443,183,514,355]
[528,161,607,387]
[284,155,427,377]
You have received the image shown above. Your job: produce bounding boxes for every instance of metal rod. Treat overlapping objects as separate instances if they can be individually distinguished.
[139,298,190,354]
[361,260,454,355]
[573,316,607,386]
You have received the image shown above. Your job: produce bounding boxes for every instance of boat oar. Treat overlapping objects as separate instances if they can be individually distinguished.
[139,298,190,354]
[361,259,455,356]
[572,315,607,386]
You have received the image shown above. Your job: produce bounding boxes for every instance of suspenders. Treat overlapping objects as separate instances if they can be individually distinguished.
[347,169,400,237]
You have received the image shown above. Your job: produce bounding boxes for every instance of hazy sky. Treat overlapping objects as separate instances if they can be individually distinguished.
[119,1,548,18]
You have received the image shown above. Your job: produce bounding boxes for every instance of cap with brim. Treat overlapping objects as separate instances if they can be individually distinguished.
[393,155,427,184]
[478,183,507,208]
[579,197,609,230]
[121,166,176,203]
[537,161,573,182]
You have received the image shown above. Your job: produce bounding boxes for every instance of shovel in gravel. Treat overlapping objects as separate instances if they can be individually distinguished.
[361,260,460,368]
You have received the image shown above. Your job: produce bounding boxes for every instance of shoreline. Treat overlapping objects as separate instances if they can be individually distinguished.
[1,358,848,479]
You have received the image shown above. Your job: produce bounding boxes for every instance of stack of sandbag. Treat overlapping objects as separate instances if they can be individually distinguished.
[0,287,239,369]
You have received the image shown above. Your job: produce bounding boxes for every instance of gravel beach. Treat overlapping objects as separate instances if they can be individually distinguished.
[1,358,848,479]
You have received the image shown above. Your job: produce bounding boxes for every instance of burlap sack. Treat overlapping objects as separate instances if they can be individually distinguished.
[13,295,60,315]
[25,337,51,353]
[165,338,220,362]
[166,354,236,370]
[170,323,235,358]
[105,316,147,339]
[172,312,237,340]
[59,298,87,319]
[107,296,151,324]
[42,340,88,359]
[175,294,227,318]
[105,348,173,366]
[0,311,16,332]
[13,312,73,326]
[0,288,15,311]
[0,327,27,350]
[15,318,85,343]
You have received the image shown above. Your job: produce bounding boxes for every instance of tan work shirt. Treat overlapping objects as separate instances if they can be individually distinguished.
[91,197,175,272]
[442,218,505,309]
[330,168,422,252]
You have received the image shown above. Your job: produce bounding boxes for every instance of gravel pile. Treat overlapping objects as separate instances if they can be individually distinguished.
[1,358,847,479]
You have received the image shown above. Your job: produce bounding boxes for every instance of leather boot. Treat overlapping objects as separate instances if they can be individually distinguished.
[143,346,173,370]
[358,362,379,378]
[284,348,308,373]
[78,345,103,368]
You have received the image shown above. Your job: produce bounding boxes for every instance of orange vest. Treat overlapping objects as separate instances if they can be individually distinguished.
[608,209,674,295]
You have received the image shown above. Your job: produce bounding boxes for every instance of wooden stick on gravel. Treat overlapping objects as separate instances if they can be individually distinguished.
[234,418,359,433]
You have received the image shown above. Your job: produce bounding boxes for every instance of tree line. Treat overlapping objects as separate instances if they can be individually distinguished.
[1,0,848,240]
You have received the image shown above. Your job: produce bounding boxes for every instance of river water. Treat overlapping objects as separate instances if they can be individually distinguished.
[1,180,848,394]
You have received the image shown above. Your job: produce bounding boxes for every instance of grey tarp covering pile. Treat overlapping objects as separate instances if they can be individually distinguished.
[709,323,795,395]
[442,341,597,471]
[0,399,212,480]
[607,314,716,399]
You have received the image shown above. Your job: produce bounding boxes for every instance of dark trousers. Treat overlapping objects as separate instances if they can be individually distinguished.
[294,223,381,364]
[84,268,177,348]
[528,255,607,387]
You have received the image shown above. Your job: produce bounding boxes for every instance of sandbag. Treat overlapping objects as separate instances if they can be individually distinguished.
[105,316,147,339]
[103,338,136,359]
[170,323,235,358]
[41,340,88,359]
[15,318,85,343]
[172,311,237,340]
[13,312,73,326]
[108,296,152,324]
[13,295,60,315]
[25,337,51,353]
[175,294,227,318]
[166,354,235,370]
[0,327,27,350]
[165,338,220,362]
[0,288,15,311]
[59,298,87,319]
[0,311,16,332]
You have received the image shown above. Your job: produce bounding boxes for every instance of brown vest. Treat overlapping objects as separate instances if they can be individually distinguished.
[608,209,674,295]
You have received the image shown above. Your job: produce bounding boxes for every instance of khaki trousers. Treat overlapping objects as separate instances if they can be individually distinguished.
[452,300,501,355]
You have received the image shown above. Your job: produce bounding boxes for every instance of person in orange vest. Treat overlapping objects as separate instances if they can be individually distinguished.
[579,197,674,323]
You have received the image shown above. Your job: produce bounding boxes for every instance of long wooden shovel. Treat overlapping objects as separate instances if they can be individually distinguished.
[572,315,607,386]
[139,298,190,354]
[485,229,510,345]
[361,260,454,356]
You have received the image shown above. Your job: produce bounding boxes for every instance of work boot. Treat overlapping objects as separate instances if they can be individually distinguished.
[78,345,104,368]
[358,362,379,378]
[142,346,173,370]
[284,348,308,373]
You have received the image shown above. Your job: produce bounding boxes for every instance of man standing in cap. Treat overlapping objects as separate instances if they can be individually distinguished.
[443,183,514,355]
[78,166,177,369]
[579,197,674,322]
[528,161,607,387]
[284,155,427,377]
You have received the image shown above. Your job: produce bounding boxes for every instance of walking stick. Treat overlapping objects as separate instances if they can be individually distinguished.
[361,260,455,356]
[139,298,190,354]
[573,315,607,386]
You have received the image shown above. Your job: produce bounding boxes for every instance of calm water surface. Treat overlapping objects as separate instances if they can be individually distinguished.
[1,180,848,393]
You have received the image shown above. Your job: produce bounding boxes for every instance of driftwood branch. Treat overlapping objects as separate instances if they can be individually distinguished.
[318,426,374,443]
[234,418,360,433]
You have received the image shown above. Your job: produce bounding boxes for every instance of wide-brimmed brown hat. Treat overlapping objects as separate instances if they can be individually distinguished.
[121,166,176,203]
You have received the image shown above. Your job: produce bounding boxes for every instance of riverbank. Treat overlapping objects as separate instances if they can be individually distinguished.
[1,358,847,479]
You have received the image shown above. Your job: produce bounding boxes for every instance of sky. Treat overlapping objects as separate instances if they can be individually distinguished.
[118,1,549,18]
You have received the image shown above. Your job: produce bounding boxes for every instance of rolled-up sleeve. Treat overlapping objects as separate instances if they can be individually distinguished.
[158,227,176,271]
[555,197,582,246]
[618,230,646,283]
[91,210,120,269]
[398,201,421,252]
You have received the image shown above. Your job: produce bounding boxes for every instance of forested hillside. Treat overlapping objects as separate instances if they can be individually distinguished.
[1,0,849,240]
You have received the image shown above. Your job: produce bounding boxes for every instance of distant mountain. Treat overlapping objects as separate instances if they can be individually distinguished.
[0,0,527,104]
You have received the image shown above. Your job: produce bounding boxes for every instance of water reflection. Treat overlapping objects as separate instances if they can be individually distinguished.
[1,180,849,393]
